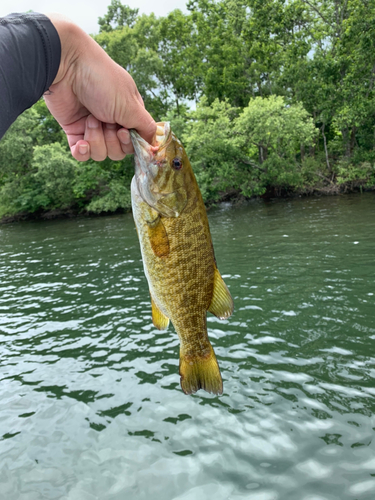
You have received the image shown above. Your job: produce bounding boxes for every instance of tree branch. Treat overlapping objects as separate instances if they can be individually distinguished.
[302,0,332,27]
[316,172,334,184]
[239,158,265,171]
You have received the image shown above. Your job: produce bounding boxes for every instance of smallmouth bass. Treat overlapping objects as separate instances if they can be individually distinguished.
[130,122,233,395]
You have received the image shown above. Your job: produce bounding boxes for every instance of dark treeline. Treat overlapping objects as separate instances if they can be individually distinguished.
[2,0,375,221]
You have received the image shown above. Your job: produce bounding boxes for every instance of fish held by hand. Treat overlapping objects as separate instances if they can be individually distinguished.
[130,122,233,395]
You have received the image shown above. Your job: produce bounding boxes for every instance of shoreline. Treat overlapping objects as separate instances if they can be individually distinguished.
[1,183,374,225]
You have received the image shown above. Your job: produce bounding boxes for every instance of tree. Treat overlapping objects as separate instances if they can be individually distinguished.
[98,0,139,32]
[0,142,78,217]
[0,109,38,183]
[183,96,316,200]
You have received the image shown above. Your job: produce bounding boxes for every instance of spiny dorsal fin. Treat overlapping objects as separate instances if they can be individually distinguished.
[151,293,169,330]
[208,267,234,319]
[147,217,170,258]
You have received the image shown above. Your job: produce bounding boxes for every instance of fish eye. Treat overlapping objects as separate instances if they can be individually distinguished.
[171,157,183,170]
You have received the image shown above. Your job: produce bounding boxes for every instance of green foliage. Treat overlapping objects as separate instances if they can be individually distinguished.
[3,0,375,221]
[92,0,375,180]
[182,98,242,200]
[32,99,67,146]
[95,15,169,119]
[30,143,77,208]
[234,96,316,159]
[336,161,375,189]
[183,96,317,199]
[0,143,77,217]
[86,179,131,213]
[98,0,138,32]
[0,109,38,178]
[0,105,133,219]
[161,107,190,140]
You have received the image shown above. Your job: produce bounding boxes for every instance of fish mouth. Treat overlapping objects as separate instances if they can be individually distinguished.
[130,122,171,190]
[130,122,174,213]
[129,130,153,168]
[130,122,171,160]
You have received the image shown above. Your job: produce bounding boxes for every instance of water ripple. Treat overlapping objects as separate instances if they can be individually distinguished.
[1,197,375,499]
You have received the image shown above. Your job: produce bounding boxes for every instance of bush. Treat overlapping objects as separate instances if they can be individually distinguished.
[182,96,317,201]
[336,160,375,190]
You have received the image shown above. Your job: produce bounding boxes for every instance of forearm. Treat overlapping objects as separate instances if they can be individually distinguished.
[0,13,61,139]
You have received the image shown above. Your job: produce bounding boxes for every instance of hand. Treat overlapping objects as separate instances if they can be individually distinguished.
[44,14,156,162]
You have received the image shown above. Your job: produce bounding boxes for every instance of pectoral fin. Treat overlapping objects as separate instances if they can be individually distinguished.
[208,267,234,319]
[147,217,170,258]
[151,294,169,330]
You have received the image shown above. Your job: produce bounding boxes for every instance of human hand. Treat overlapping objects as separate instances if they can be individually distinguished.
[44,14,156,162]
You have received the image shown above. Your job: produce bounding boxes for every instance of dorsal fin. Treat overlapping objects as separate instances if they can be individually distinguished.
[208,267,234,319]
[151,293,169,330]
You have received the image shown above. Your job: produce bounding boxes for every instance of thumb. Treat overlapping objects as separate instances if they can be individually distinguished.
[118,92,157,146]
[133,109,157,145]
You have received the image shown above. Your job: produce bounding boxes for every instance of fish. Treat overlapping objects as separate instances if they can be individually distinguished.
[130,122,233,395]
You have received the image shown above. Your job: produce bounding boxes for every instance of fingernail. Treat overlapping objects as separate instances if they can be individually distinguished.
[79,144,88,155]
[118,128,130,144]
[88,116,99,129]
[105,123,117,130]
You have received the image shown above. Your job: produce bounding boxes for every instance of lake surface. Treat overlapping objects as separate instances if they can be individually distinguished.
[1,193,375,500]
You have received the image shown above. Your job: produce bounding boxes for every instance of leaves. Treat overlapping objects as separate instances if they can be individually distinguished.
[2,0,375,221]
[0,107,133,218]
[183,95,317,199]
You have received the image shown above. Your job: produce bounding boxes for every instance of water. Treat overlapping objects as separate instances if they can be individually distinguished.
[1,193,375,500]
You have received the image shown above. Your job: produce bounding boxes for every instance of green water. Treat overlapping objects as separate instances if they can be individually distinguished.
[1,193,375,500]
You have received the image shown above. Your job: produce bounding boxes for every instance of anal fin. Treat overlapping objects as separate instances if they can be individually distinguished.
[151,294,169,330]
[208,267,234,319]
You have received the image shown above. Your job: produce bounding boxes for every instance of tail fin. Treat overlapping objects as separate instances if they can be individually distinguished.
[179,344,223,395]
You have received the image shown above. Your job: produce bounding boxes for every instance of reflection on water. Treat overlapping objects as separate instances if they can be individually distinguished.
[1,193,375,500]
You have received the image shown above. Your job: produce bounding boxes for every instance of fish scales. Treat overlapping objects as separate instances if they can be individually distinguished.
[130,122,233,395]
[141,190,214,345]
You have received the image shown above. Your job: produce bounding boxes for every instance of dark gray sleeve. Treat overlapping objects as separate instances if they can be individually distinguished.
[0,13,61,139]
